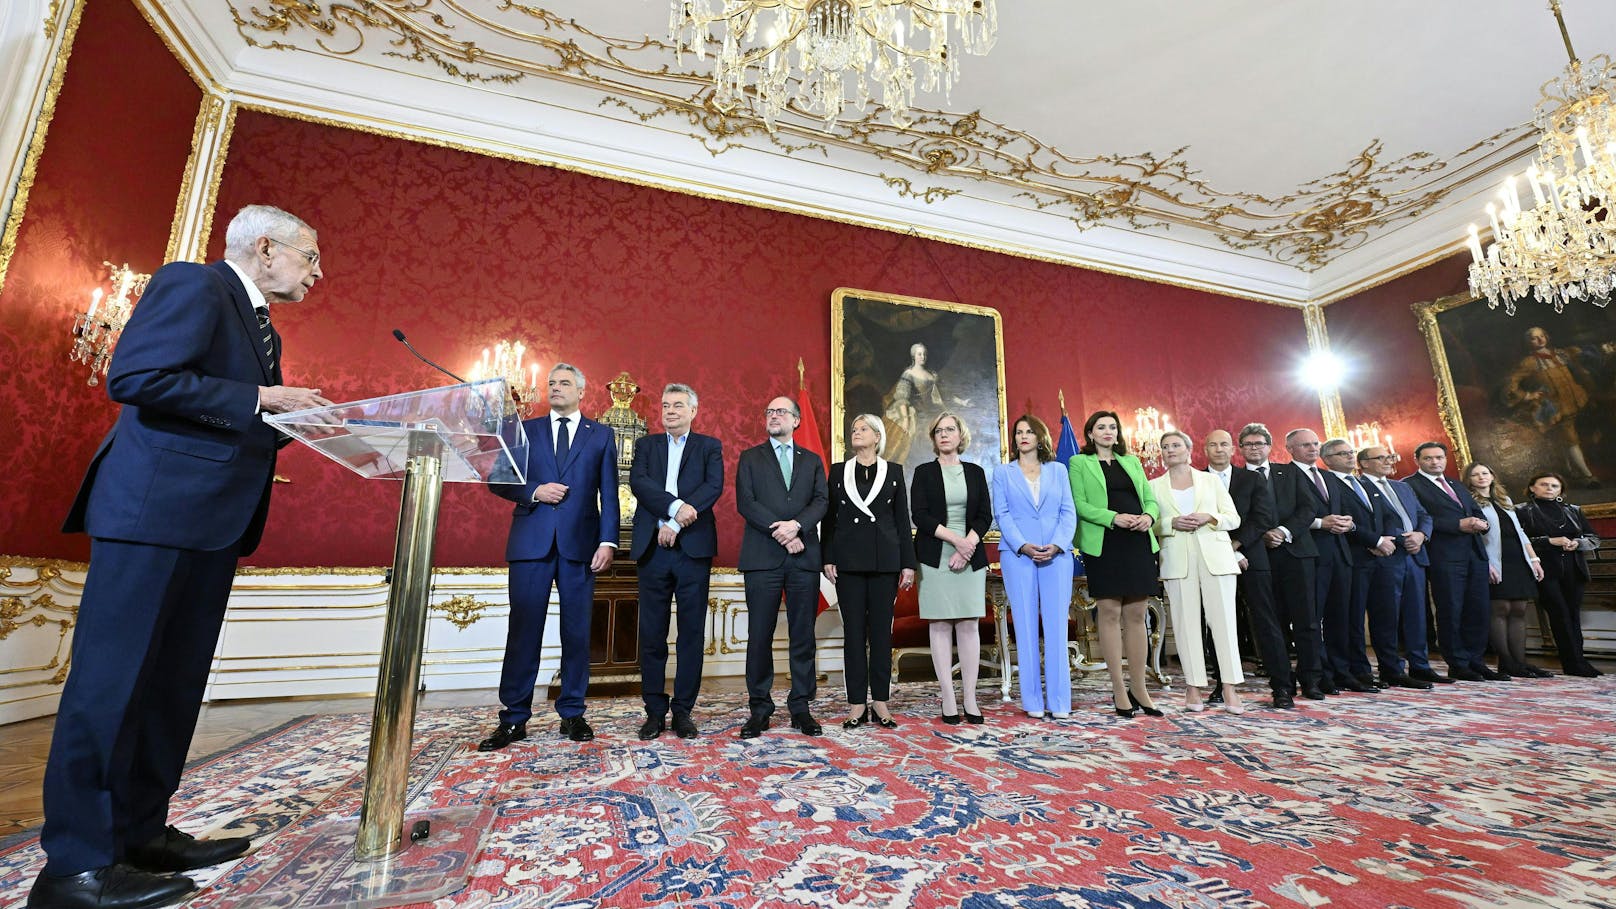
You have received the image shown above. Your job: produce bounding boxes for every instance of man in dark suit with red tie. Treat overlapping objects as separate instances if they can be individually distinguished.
[1357,445,1442,689]
[736,396,829,739]
[629,383,724,740]
[479,363,620,750]
[36,206,331,909]
[1238,423,1328,700]
[1404,441,1502,682]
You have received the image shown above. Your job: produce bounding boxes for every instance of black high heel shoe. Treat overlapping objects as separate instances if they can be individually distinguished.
[1112,698,1139,719]
[842,707,869,730]
[1129,691,1164,717]
[870,710,898,729]
[940,712,962,724]
[963,710,984,725]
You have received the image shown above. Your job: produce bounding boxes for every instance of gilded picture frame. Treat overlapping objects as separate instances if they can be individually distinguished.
[830,288,1008,485]
[1414,292,1615,517]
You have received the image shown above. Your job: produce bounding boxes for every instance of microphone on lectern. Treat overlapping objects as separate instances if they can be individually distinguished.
[391,328,466,384]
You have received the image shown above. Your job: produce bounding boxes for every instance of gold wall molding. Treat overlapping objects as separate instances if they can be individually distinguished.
[0,562,79,687]
[0,0,84,298]
[164,94,235,263]
[1303,304,1348,440]
[432,593,493,630]
[222,0,1533,272]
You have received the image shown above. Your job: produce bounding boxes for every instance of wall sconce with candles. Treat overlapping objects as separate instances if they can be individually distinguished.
[466,339,541,417]
[69,261,150,386]
[1345,421,1399,465]
[1129,406,1175,473]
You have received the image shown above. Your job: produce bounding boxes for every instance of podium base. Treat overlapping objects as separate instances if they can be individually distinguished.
[207,806,492,909]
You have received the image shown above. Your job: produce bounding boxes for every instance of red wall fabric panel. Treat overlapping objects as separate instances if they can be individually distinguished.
[202,111,1322,567]
[0,0,202,561]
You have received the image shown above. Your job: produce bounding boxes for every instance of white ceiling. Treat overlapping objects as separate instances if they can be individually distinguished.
[140,0,1616,304]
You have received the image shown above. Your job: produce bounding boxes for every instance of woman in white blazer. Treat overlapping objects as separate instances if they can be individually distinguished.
[991,415,1079,718]
[1150,430,1245,714]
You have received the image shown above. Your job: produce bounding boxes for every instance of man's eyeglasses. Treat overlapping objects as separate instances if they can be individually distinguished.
[271,237,321,268]
[1361,455,1396,462]
[1239,441,1269,448]
[765,407,795,417]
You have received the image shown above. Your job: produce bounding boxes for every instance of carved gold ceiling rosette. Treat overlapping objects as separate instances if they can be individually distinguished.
[229,0,1533,270]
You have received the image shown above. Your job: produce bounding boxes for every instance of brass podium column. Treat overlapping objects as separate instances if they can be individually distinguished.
[356,437,444,860]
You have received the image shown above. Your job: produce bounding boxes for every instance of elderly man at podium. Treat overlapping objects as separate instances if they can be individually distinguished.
[479,363,619,749]
[34,205,331,909]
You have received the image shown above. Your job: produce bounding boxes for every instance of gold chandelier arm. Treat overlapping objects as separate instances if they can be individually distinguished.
[1549,1,1579,65]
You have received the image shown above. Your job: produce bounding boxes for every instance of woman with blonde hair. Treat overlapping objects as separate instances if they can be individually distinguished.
[909,412,993,723]
[1462,462,1545,678]
[822,414,916,728]
[1149,430,1245,713]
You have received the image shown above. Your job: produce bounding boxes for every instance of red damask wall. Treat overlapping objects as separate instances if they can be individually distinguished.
[205,110,1321,567]
[0,0,202,561]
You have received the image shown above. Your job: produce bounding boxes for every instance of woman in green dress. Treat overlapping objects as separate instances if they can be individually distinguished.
[910,412,993,724]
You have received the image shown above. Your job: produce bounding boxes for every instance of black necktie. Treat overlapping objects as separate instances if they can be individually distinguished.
[555,416,571,465]
[255,307,274,362]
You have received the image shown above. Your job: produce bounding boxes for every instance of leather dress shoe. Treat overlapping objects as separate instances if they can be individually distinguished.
[1300,686,1326,701]
[1447,667,1484,682]
[637,716,666,740]
[1207,686,1224,705]
[789,712,823,736]
[1410,668,1455,684]
[477,722,527,751]
[1317,681,1340,696]
[739,713,770,739]
[672,712,700,738]
[1336,677,1377,694]
[1357,673,1390,690]
[126,826,249,873]
[28,863,195,909]
[1271,691,1296,709]
[1384,674,1433,690]
[1476,666,1512,682]
[1565,664,1601,678]
[559,716,595,742]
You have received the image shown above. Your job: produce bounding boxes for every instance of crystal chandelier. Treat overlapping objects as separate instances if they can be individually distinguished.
[467,340,541,416]
[69,261,150,386]
[669,0,998,131]
[1466,1,1616,314]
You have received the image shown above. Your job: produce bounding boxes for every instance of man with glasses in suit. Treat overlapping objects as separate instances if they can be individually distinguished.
[1356,445,1442,689]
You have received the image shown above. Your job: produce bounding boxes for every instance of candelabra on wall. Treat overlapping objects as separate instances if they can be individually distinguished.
[466,340,541,417]
[69,261,150,386]
[1129,406,1175,472]
[1345,421,1397,463]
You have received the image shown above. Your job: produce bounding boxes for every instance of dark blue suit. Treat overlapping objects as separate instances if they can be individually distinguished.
[490,412,619,723]
[629,431,724,717]
[1405,471,1490,674]
[1363,477,1434,677]
[1330,472,1386,681]
[45,261,285,875]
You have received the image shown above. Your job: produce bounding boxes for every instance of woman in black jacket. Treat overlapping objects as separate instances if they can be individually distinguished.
[823,413,916,729]
[1516,472,1603,677]
[909,412,994,724]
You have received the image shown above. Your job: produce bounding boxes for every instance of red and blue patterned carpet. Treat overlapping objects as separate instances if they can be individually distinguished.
[3,675,1614,908]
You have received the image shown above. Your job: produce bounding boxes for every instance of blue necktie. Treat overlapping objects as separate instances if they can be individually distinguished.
[555,417,571,465]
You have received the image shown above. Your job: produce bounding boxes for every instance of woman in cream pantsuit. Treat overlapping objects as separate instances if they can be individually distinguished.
[1150,430,1246,714]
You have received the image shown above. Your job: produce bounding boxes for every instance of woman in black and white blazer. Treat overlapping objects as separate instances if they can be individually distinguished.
[823,414,916,729]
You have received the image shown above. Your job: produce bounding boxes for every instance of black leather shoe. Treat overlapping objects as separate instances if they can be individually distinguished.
[1207,686,1225,705]
[125,826,249,873]
[789,712,823,736]
[1128,692,1164,717]
[1337,677,1377,693]
[28,864,196,909]
[1565,664,1600,677]
[1476,666,1512,682]
[1410,668,1455,684]
[963,711,985,725]
[941,711,964,724]
[1385,674,1433,690]
[637,716,666,740]
[1520,664,1553,678]
[1318,681,1340,696]
[1447,667,1484,682]
[842,707,869,730]
[1357,673,1389,690]
[1300,686,1326,700]
[870,710,898,729]
[477,721,527,751]
[559,716,595,742]
[1271,691,1296,709]
[672,712,699,738]
[739,713,770,739]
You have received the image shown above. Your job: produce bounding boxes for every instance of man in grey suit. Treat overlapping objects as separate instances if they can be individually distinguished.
[735,396,829,738]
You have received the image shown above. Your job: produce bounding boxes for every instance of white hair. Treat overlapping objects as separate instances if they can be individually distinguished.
[550,362,586,391]
[224,205,313,262]
[664,382,698,408]
[851,412,886,457]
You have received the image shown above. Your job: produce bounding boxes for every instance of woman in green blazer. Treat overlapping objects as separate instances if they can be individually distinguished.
[1069,410,1162,717]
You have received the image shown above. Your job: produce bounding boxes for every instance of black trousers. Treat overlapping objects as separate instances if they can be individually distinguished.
[743,558,820,715]
[1270,548,1325,687]
[1536,564,1589,671]
[836,571,898,704]
[1314,544,1355,684]
[41,538,240,875]
[638,544,712,717]
[1234,569,1291,693]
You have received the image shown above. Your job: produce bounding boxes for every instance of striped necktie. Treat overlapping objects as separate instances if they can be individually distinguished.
[255,307,274,362]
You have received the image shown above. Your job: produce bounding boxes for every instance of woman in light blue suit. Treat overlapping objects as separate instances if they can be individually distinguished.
[992,415,1078,718]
